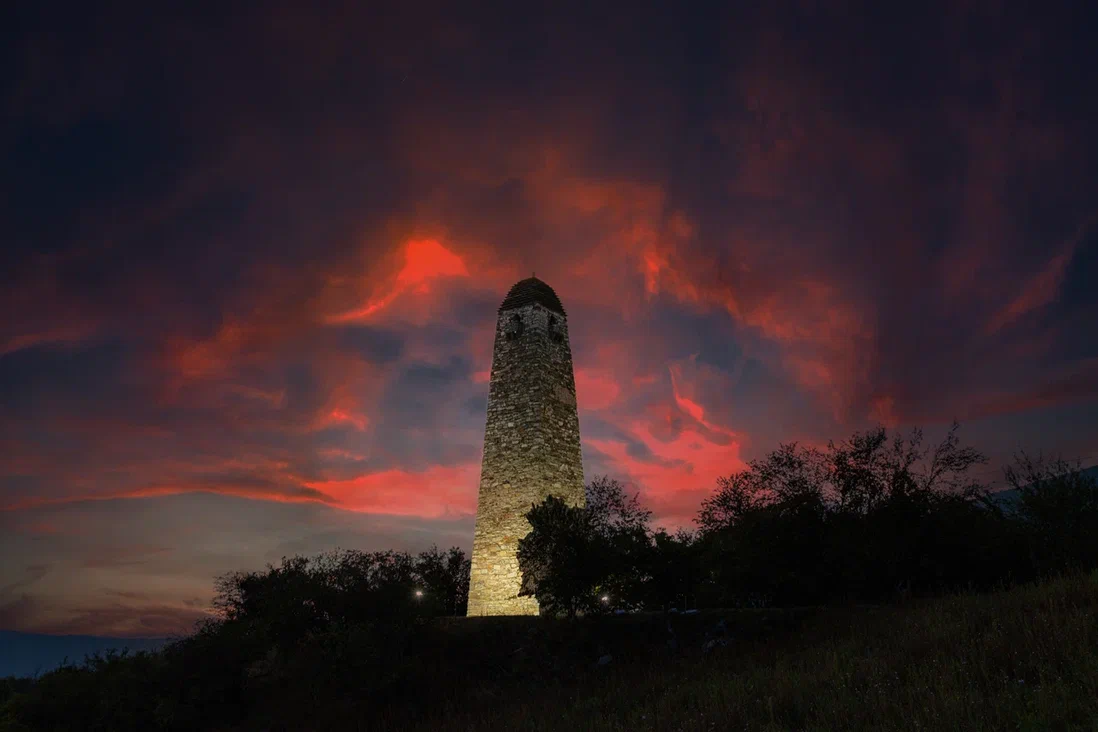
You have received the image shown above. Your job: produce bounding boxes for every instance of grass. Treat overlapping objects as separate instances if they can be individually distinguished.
[393,573,1098,731]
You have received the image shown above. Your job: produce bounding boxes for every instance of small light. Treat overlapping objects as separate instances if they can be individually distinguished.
[415,589,423,598]
[601,595,609,603]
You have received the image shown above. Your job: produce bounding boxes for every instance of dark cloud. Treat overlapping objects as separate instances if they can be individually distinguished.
[583,416,688,470]
[0,594,38,633]
[464,394,488,417]
[0,564,50,598]
[377,357,475,430]
[335,325,406,364]
[0,340,137,415]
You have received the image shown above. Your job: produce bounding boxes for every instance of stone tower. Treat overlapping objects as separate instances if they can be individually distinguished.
[466,277,585,616]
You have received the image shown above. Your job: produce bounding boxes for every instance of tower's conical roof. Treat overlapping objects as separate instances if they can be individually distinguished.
[498,276,566,316]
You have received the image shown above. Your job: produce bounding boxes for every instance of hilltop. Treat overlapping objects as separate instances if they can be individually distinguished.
[3,572,1098,731]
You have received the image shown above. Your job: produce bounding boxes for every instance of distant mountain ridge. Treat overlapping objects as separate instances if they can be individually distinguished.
[0,631,170,679]
[988,465,1098,510]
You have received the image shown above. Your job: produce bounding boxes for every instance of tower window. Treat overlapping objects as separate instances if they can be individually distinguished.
[505,313,524,340]
[548,314,563,343]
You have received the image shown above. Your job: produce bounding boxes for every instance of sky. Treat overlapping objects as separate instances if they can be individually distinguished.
[2,1,1097,638]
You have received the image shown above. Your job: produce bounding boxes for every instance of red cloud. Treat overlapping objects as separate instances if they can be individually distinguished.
[327,239,470,323]
[0,483,338,513]
[575,367,622,411]
[323,407,369,432]
[301,463,479,517]
[668,357,715,430]
[986,212,1097,335]
[589,415,745,530]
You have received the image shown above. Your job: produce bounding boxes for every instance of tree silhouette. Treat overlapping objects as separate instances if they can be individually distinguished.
[517,477,654,616]
[517,495,600,617]
[1007,453,1098,574]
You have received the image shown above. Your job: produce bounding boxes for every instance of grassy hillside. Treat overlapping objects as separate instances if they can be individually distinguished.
[403,574,1098,732]
[4,572,1098,731]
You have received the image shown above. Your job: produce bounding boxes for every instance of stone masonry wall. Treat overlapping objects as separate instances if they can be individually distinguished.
[466,301,585,616]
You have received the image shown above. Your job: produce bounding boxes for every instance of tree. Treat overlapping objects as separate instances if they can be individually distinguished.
[516,495,602,617]
[585,477,653,609]
[213,555,327,648]
[517,477,656,616]
[212,546,471,645]
[697,443,828,534]
[1007,453,1098,575]
[645,528,704,610]
[415,546,471,616]
[696,423,998,605]
[586,475,653,537]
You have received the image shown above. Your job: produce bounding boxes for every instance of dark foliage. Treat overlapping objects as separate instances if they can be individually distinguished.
[643,528,705,610]
[522,423,1097,612]
[0,547,468,731]
[213,545,469,640]
[692,423,1053,607]
[517,477,653,616]
[516,495,601,617]
[698,423,1014,605]
[1006,452,1098,575]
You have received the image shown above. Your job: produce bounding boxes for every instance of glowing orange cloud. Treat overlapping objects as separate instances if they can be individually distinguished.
[302,463,480,517]
[324,408,369,431]
[328,239,469,323]
[0,483,338,513]
[534,154,868,421]
[397,238,469,285]
[588,416,745,529]
[669,368,705,423]
[646,247,873,419]
[3,460,476,517]
[667,356,738,438]
[313,388,374,433]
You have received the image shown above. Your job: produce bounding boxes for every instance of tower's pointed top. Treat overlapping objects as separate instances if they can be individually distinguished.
[499,276,566,316]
